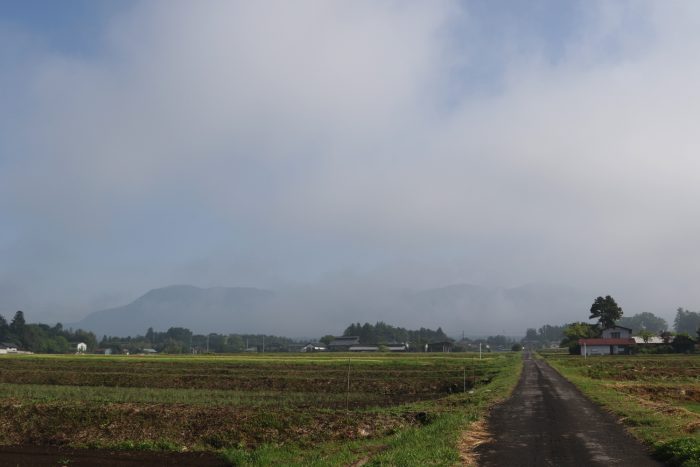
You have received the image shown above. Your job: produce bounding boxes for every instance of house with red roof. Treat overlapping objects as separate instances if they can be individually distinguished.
[579,325,634,356]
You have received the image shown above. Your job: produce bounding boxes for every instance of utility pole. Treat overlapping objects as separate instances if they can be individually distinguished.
[262,335,265,353]
[479,343,482,360]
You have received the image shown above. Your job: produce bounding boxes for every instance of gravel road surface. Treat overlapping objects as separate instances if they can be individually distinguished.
[476,352,661,466]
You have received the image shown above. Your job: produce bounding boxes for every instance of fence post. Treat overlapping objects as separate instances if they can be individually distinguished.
[346,357,351,411]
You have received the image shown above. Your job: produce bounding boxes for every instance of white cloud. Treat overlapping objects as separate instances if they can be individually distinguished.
[2,1,700,325]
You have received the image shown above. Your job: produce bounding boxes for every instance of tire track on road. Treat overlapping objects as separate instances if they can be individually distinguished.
[475,353,661,466]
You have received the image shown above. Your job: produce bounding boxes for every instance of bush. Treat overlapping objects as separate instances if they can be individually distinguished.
[511,343,523,351]
[655,438,700,466]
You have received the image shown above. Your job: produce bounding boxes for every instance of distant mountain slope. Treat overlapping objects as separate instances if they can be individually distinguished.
[71,282,591,338]
[72,285,274,337]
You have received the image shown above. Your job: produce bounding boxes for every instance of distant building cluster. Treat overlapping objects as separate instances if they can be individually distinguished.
[302,336,410,353]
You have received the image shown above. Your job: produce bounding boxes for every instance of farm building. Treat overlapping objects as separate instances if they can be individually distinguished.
[348,343,407,352]
[385,343,408,352]
[328,336,360,351]
[0,342,18,354]
[325,337,409,352]
[301,343,327,352]
[349,345,379,352]
[426,341,454,352]
[579,326,634,355]
[632,336,672,345]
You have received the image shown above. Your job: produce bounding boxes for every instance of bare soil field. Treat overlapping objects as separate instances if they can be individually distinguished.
[0,353,521,465]
[0,445,227,467]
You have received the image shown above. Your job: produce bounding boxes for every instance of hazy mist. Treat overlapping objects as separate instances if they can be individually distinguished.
[2,1,700,333]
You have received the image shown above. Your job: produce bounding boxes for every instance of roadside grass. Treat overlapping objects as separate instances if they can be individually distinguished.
[544,354,700,467]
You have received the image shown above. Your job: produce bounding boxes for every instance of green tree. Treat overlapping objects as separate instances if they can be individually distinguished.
[0,314,8,340]
[638,329,655,344]
[319,335,335,346]
[671,333,696,353]
[226,335,245,352]
[589,296,623,329]
[73,329,98,351]
[161,338,186,354]
[9,311,26,347]
[618,312,667,334]
[561,322,599,355]
[10,310,25,334]
[674,308,700,334]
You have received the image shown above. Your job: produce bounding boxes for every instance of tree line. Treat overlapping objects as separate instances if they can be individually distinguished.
[339,321,449,347]
[0,311,97,353]
[1,311,517,354]
[101,327,297,354]
[339,321,523,352]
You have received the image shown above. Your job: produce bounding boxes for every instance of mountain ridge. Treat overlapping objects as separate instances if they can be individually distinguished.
[69,282,591,338]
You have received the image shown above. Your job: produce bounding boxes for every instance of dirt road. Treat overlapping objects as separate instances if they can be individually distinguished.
[476,353,661,466]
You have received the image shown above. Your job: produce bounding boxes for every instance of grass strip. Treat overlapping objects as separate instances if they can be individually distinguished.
[545,354,700,467]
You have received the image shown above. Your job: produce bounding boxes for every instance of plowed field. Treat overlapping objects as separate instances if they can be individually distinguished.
[0,353,518,465]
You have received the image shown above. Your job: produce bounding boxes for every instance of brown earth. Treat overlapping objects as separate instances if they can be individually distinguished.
[475,353,662,466]
[0,446,228,467]
[0,401,416,449]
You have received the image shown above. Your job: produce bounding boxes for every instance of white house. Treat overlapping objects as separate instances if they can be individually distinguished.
[579,326,634,356]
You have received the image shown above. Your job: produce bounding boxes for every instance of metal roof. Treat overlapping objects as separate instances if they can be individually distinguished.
[578,338,635,345]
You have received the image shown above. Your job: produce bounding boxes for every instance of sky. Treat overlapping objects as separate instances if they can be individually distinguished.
[1,0,700,329]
